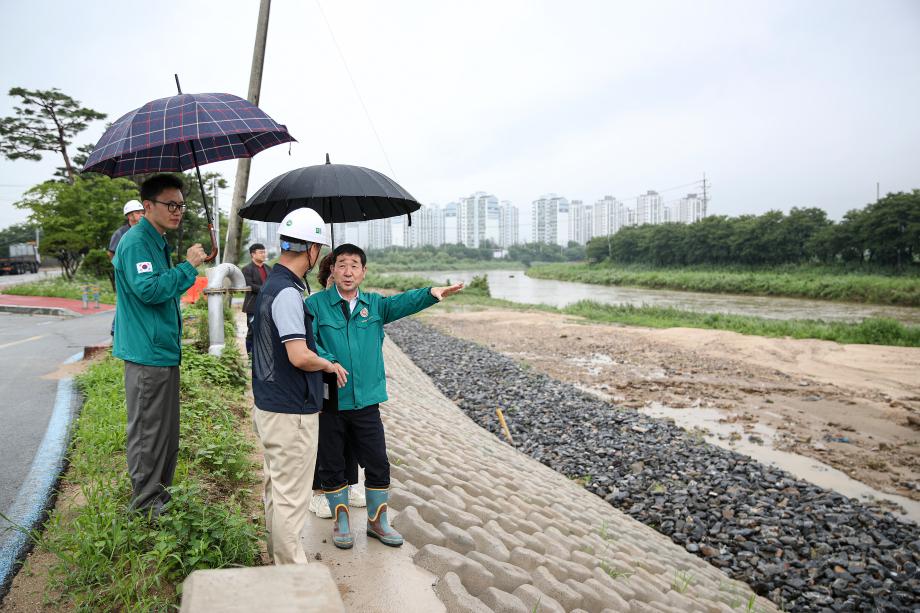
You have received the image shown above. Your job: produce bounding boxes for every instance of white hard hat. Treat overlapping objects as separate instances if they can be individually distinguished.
[278,208,330,249]
[123,200,144,215]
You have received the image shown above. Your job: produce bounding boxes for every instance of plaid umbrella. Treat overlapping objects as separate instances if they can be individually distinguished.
[83,92,293,177]
[83,79,294,261]
[239,154,420,247]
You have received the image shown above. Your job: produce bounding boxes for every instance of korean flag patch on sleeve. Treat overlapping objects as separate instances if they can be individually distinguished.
[136,262,153,274]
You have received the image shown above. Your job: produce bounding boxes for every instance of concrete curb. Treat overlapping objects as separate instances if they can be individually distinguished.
[180,565,345,612]
[0,351,84,602]
[0,305,80,318]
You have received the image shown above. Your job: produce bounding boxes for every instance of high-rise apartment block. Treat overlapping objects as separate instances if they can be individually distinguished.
[404,204,445,247]
[531,194,568,245]
[242,182,709,253]
[636,190,663,226]
[501,200,519,248]
[676,193,706,224]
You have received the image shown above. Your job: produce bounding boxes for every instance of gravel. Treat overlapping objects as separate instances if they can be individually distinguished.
[387,318,920,613]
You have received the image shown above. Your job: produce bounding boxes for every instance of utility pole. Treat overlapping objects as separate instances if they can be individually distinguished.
[702,172,709,218]
[223,0,271,264]
[876,181,880,203]
[212,177,220,262]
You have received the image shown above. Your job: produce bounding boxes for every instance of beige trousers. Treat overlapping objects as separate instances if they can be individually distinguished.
[253,407,319,565]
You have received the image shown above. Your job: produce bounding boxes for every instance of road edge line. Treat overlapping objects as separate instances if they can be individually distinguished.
[0,350,84,601]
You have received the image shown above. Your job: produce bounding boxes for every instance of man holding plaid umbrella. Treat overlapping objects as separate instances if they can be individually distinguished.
[112,174,206,517]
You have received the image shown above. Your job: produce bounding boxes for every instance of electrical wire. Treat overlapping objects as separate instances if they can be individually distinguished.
[314,0,398,180]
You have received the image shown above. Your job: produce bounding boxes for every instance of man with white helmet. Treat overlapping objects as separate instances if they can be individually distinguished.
[107,199,145,260]
[107,199,146,336]
[251,207,348,565]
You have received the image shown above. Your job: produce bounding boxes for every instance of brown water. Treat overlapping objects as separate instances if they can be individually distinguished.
[400,269,920,325]
[638,402,920,524]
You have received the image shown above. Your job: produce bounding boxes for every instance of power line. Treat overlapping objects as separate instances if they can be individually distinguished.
[314,0,397,180]
[592,178,707,205]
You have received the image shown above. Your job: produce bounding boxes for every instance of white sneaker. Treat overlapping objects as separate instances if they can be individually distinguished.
[310,493,332,518]
[348,486,366,508]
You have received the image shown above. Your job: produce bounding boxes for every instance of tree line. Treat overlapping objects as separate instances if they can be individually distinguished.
[367,240,586,267]
[586,192,920,270]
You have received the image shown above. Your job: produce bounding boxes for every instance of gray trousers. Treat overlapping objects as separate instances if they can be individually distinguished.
[124,361,180,514]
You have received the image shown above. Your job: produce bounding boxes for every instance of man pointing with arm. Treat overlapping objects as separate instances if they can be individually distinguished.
[307,243,462,549]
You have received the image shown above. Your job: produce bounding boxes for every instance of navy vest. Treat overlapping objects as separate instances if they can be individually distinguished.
[251,263,323,413]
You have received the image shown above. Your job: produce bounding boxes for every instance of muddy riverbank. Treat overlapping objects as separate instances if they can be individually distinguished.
[417,308,920,510]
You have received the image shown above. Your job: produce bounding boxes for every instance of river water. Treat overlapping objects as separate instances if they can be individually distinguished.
[394,269,920,325]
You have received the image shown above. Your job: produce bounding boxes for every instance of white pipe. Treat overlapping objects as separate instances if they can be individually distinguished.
[206,263,248,356]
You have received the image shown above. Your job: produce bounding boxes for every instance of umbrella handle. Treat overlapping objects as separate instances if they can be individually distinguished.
[204,224,219,263]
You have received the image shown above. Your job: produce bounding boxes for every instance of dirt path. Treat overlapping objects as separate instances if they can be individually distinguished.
[418,308,920,505]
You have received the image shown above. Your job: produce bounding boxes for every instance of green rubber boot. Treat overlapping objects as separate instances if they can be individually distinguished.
[325,486,354,549]
[366,488,403,547]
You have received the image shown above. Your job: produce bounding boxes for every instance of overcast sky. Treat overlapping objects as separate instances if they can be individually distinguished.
[1,0,918,232]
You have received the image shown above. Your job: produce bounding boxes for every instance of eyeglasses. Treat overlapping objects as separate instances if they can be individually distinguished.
[151,199,187,214]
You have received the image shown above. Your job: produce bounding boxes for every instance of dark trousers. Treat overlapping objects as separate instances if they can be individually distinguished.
[318,404,389,490]
[245,314,254,355]
[124,362,180,514]
[312,430,360,490]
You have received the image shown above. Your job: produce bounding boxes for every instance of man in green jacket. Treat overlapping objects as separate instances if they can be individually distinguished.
[307,243,463,549]
[113,174,206,517]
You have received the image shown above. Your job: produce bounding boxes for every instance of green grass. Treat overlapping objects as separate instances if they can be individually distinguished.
[3,275,117,304]
[527,263,920,307]
[673,570,696,593]
[24,300,260,611]
[363,271,439,292]
[363,272,920,347]
[563,301,920,347]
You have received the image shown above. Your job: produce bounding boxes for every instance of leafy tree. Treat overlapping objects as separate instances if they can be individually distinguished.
[119,170,248,263]
[784,207,831,262]
[859,191,920,268]
[15,176,138,278]
[54,143,95,181]
[585,235,610,262]
[0,221,39,254]
[0,87,106,183]
[80,248,113,278]
[506,241,585,266]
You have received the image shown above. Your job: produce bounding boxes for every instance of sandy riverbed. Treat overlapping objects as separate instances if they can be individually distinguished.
[418,308,920,508]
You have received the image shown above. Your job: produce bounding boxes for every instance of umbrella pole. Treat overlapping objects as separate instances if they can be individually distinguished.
[189,148,220,263]
[175,74,218,263]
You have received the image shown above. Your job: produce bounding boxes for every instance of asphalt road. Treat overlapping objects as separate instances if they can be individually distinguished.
[0,310,113,517]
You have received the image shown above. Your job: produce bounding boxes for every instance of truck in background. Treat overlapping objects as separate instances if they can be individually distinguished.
[0,242,41,275]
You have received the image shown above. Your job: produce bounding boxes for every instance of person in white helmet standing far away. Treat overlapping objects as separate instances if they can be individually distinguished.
[250,207,348,565]
[107,199,146,336]
[108,199,145,260]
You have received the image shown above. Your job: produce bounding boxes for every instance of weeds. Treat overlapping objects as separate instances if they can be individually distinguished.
[673,569,695,593]
[527,262,920,307]
[563,301,920,348]
[718,580,764,611]
[599,559,633,580]
[4,275,117,304]
[28,300,260,611]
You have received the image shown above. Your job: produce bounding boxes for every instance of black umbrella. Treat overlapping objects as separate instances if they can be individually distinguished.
[239,154,420,246]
